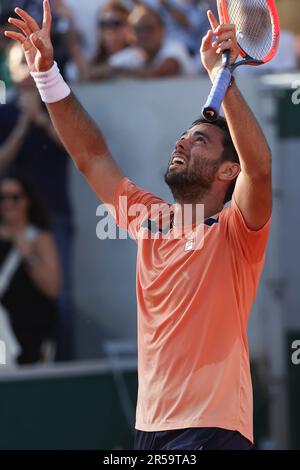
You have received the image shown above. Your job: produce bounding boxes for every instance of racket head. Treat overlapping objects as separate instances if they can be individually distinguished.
[217,0,280,65]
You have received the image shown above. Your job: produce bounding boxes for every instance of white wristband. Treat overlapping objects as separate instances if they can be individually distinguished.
[30,61,71,104]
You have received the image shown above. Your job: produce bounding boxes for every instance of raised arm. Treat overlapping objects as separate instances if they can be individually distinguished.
[45,95,124,206]
[221,83,272,231]
[5,0,124,206]
[200,11,272,231]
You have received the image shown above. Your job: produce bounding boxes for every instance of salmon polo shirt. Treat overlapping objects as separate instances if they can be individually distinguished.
[113,177,271,444]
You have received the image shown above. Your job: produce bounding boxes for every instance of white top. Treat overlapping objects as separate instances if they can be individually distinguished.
[109,40,197,77]
[109,47,146,70]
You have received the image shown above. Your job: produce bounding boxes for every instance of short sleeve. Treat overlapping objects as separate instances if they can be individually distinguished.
[113,177,167,240]
[220,194,271,264]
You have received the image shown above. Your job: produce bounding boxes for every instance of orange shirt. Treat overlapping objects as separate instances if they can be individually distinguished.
[113,177,271,444]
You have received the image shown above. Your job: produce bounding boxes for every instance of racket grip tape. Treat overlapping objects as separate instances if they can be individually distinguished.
[202,67,232,122]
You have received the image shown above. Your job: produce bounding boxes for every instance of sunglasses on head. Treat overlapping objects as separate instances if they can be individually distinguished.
[99,19,125,29]
[0,192,25,203]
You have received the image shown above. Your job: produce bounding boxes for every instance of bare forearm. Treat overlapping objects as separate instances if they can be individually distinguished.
[46,93,110,172]
[26,261,60,298]
[222,82,271,177]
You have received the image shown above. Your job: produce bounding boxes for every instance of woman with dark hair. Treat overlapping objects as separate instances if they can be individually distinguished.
[0,173,61,364]
[83,1,133,80]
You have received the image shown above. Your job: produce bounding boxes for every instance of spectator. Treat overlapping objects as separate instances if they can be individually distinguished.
[84,1,133,81]
[0,42,74,361]
[0,173,60,365]
[136,0,211,57]
[107,5,196,78]
[159,0,209,56]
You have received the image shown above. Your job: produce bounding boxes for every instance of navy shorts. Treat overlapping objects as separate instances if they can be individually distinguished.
[134,427,252,450]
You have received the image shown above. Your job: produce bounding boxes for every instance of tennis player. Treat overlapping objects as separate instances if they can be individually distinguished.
[5,0,272,450]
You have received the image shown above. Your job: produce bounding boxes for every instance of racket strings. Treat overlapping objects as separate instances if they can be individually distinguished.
[226,0,273,60]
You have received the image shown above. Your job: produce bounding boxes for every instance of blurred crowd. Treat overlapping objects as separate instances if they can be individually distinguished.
[0,0,299,368]
[1,0,300,86]
[0,39,73,367]
[0,0,75,366]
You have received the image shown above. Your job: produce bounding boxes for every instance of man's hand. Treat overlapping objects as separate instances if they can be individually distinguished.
[5,0,54,72]
[200,10,239,82]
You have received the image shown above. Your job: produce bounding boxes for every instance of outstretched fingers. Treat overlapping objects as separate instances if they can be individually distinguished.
[207,10,219,32]
[14,7,40,33]
[8,17,32,37]
[4,30,26,45]
[43,0,52,33]
[207,9,236,37]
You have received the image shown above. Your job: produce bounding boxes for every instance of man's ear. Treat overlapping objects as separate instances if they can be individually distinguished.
[218,162,241,182]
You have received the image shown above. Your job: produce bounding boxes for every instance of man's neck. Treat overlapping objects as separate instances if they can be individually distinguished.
[173,192,224,227]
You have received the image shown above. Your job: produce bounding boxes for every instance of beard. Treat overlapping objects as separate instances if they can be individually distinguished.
[164,156,220,202]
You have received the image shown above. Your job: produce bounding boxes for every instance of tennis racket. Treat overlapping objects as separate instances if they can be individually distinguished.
[202,0,280,122]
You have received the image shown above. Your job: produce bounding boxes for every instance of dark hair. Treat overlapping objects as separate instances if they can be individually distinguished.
[190,116,240,203]
[0,171,51,230]
[92,1,130,65]
[133,5,165,27]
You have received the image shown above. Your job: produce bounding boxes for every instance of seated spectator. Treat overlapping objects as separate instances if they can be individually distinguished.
[83,1,133,81]
[0,173,61,365]
[106,5,196,78]
[159,0,210,56]
[135,0,212,57]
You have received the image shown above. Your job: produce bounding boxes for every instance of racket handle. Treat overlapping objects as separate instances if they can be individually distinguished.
[202,67,232,122]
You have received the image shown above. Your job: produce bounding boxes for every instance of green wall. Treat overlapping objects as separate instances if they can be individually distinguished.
[0,368,137,450]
